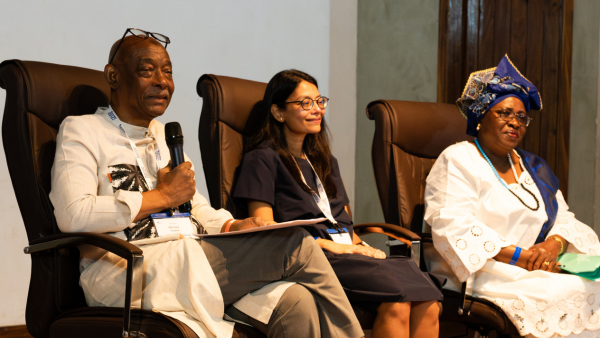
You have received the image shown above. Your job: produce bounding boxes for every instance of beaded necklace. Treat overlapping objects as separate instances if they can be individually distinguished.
[474,138,540,211]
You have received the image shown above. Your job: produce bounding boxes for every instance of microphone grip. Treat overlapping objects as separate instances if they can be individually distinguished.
[179,201,192,213]
[170,146,185,168]
[168,144,192,213]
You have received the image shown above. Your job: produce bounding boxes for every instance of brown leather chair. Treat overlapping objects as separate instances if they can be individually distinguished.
[367,100,520,337]
[0,60,259,338]
[196,74,427,330]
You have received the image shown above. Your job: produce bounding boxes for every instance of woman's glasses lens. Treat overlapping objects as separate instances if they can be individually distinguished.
[317,97,328,109]
[299,98,329,110]
[496,110,531,127]
[301,98,313,110]
[516,114,531,127]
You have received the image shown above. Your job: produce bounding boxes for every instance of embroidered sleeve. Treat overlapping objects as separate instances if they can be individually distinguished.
[50,117,139,233]
[547,190,600,255]
[425,147,510,282]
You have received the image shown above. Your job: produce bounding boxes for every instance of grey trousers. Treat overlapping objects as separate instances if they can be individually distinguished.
[200,227,363,338]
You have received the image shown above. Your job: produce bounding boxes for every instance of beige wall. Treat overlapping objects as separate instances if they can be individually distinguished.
[329,0,358,210]
[354,0,440,224]
[570,0,600,231]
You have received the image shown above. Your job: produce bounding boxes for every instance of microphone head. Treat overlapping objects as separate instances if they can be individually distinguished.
[165,122,184,145]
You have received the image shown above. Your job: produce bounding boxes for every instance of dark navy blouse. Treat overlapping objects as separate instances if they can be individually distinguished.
[233,142,352,240]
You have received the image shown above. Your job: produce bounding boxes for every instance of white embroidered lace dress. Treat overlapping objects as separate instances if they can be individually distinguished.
[425,141,600,338]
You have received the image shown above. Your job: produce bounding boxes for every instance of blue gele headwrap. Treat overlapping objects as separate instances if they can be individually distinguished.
[456,55,543,136]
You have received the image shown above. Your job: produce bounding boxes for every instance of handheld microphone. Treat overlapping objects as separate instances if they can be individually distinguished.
[165,122,192,212]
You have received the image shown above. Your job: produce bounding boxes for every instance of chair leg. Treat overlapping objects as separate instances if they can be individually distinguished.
[441,320,475,338]
[123,254,145,337]
[411,241,421,267]
[473,325,494,338]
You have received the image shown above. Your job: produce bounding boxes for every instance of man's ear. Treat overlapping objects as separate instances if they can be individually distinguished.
[271,104,283,122]
[104,64,119,90]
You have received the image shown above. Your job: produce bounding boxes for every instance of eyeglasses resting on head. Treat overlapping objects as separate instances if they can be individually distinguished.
[109,28,170,64]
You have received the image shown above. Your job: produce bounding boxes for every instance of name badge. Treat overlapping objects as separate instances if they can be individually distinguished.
[151,212,195,237]
[326,227,353,245]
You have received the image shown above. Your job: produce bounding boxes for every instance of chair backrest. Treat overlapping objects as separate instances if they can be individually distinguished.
[0,60,110,337]
[367,100,473,233]
[196,74,267,218]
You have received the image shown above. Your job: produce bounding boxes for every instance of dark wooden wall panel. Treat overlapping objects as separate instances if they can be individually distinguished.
[509,0,528,70]
[525,0,545,156]
[466,0,479,74]
[477,0,495,68]
[493,0,511,62]
[438,0,574,199]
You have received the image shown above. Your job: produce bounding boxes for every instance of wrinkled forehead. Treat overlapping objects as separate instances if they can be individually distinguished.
[131,45,171,64]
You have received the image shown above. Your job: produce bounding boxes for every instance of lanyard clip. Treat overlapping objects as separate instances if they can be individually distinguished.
[330,221,343,232]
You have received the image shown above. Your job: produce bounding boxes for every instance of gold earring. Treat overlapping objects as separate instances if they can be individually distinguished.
[476,123,481,131]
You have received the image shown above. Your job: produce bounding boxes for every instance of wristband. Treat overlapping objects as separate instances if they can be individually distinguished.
[224,219,235,233]
[509,247,521,265]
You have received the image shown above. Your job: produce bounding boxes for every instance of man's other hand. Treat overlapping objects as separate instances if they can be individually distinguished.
[224,217,273,233]
[155,161,196,208]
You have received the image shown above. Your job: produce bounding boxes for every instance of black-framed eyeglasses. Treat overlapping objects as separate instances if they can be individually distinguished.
[490,109,532,127]
[109,28,170,64]
[282,97,329,111]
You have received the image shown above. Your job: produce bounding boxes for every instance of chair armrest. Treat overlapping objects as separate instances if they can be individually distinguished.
[353,222,421,242]
[420,232,433,243]
[25,232,144,338]
[354,223,422,267]
[25,232,142,258]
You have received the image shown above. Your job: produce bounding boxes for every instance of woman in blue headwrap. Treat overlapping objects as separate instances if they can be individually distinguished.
[425,55,600,337]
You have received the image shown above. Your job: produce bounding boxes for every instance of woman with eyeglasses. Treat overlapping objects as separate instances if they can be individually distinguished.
[234,69,444,338]
[424,55,600,337]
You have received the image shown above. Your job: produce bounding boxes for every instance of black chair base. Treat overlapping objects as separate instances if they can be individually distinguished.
[50,307,264,338]
[440,290,520,337]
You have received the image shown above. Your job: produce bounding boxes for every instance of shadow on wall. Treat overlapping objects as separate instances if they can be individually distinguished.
[354,0,439,224]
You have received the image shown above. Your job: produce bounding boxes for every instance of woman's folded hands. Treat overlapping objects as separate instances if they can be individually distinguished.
[495,238,564,273]
[317,239,386,259]
[526,236,564,273]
